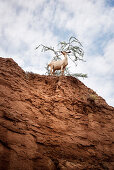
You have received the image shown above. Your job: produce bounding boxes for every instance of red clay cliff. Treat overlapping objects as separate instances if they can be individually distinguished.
[0,57,114,170]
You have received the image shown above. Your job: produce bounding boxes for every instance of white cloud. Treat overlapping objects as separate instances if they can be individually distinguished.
[0,0,114,106]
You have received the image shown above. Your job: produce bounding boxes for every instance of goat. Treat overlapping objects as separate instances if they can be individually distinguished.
[48,51,70,75]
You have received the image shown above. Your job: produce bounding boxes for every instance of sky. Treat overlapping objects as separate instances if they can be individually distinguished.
[0,0,114,106]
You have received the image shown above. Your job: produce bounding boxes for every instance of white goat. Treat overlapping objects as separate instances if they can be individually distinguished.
[48,51,70,75]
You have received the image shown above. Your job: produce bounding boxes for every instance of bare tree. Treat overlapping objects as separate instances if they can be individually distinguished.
[35,36,87,78]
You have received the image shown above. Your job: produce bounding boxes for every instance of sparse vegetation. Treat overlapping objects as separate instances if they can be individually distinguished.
[87,94,98,103]
[25,71,36,80]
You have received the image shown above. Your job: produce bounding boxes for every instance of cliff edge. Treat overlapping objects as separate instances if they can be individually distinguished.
[0,57,114,170]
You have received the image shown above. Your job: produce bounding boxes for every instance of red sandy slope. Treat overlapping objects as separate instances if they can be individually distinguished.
[0,57,114,170]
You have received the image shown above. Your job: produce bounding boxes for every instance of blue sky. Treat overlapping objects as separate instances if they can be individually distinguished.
[0,0,114,106]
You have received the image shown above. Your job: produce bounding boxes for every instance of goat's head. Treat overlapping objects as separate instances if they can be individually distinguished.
[61,51,71,55]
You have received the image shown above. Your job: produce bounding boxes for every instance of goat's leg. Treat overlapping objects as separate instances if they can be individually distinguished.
[52,69,55,75]
[61,66,64,75]
[50,67,53,75]
[62,68,65,75]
